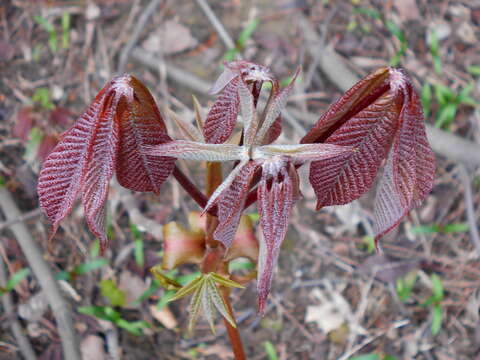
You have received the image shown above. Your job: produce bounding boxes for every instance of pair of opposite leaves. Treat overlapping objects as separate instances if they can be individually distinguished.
[37,61,435,312]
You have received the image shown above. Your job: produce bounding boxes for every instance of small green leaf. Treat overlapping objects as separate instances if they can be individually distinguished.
[431,305,443,335]
[33,15,57,53]
[134,239,144,268]
[169,275,204,302]
[264,341,279,360]
[467,65,480,76]
[349,354,380,360]
[61,12,70,49]
[6,268,30,291]
[435,103,457,128]
[431,273,444,302]
[32,88,54,110]
[157,290,176,309]
[100,279,125,307]
[116,318,150,336]
[421,83,432,119]
[411,224,441,235]
[150,266,182,291]
[206,277,236,328]
[362,236,375,253]
[210,273,245,289]
[228,259,254,272]
[75,258,108,275]
[353,7,381,20]
[188,281,206,333]
[442,222,469,233]
[237,18,259,48]
[78,306,121,322]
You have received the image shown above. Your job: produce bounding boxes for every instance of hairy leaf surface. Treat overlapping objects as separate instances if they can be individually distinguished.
[38,87,108,238]
[373,82,435,241]
[213,161,258,249]
[257,161,298,313]
[38,75,174,248]
[302,67,435,240]
[115,77,175,193]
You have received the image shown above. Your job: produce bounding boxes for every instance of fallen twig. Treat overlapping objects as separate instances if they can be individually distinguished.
[0,187,81,360]
[0,252,37,360]
[0,208,42,232]
[459,165,480,256]
[195,0,236,51]
[117,0,163,74]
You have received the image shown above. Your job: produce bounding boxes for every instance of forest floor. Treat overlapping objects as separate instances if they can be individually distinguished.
[1,1,480,359]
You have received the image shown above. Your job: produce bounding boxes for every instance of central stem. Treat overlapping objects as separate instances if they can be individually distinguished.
[202,161,247,360]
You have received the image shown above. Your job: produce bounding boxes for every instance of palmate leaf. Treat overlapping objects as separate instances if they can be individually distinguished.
[169,273,242,333]
[302,67,434,242]
[38,75,174,250]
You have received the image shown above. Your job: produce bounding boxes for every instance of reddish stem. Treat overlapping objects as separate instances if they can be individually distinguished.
[172,166,217,216]
[222,288,247,360]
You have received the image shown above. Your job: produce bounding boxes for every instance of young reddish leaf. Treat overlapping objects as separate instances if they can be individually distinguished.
[301,68,391,144]
[38,88,108,239]
[82,92,120,249]
[115,76,175,193]
[49,107,74,126]
[254,67,300,145]
[213,161,258,249]
[302,67,434,241]
[204,61,275,144]
[257,160,298,313]
[204,77,240,144]
[37,134,58,163]
[373,81,435,242]
[13,107,34,141]
[261,115,282,145]
[301,68,401,207]
[38,75,174,249]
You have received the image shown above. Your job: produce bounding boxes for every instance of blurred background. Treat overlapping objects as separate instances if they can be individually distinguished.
[1,0,480,359]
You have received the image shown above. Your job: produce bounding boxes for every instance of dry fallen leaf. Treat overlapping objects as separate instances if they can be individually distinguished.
[149,304,178,330]
[117,270,149,308]
[142,19,198,55]
[81,335,107,360]
[393,0,420,22]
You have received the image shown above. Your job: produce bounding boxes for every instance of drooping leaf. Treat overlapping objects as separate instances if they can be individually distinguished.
[306,87,400,209]
[115,76,175,193]
[257,161,298,313]
[82,92,120,249]
[38,86,109,239]
[38,75,174,248]
[301,67,434,244]
[373,81,435,242]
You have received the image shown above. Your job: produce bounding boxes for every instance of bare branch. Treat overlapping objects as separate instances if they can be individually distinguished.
[0,187,81,360]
